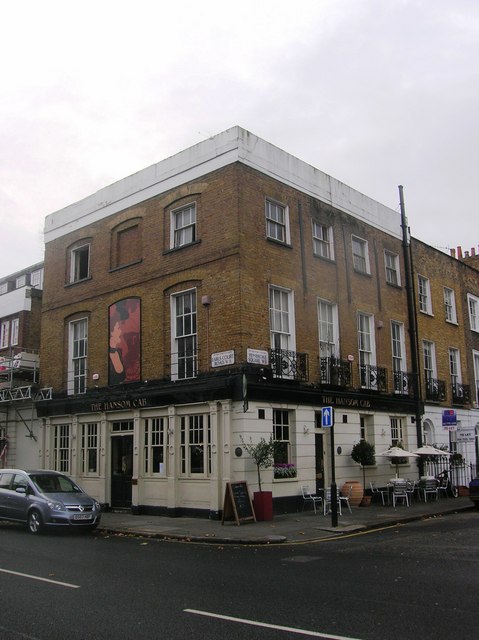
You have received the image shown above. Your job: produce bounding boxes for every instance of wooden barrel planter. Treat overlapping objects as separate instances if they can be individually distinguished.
[341,481,364,506]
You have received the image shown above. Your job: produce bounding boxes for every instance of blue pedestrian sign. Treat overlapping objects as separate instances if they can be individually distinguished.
[321,406,334,428]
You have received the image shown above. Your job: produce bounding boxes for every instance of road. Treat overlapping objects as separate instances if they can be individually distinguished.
[0,510,478,640]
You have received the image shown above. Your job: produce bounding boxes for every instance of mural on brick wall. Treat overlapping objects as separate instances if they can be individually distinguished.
[109,298,141,384]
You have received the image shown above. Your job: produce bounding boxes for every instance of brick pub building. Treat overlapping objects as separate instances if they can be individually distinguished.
[36,127,478,516]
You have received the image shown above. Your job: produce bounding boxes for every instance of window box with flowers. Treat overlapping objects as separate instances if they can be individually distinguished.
[273,463,297,480]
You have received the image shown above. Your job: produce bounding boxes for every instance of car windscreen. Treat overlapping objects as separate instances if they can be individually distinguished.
[29,474,81,494]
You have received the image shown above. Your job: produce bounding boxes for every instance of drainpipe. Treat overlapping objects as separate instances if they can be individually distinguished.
[399,186,424,456]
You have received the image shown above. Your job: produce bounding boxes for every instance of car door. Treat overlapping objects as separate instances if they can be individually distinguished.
[7,473,30,521]
[0,472,15,518]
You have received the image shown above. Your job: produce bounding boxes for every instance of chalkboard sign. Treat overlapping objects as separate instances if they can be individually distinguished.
[222,481,256,525]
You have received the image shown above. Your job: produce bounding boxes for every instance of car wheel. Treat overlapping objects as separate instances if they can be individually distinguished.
[27,509,43,534]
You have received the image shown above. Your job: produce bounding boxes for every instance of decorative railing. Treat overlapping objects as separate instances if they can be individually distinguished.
[451,382,470,405]
[319,357,352,388]
[425,376,447,402]
[269,349,309,381]
[359,364,388,392]
[392,370,415,396]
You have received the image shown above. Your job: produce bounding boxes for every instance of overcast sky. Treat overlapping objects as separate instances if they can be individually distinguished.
[1,0,478,276]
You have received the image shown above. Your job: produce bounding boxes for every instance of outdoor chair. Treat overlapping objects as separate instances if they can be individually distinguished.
[406,480,416,504]
[420,479,439,502]
[392,481,409,507]
[300,485,323,514]
[324,487,346,516]
[339,484,352,514]
[370,482,388,506]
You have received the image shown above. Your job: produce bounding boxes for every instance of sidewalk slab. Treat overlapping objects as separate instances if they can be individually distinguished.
[96,497,474,544]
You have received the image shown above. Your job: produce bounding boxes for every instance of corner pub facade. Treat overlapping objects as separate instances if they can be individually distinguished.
[37,126,430,517]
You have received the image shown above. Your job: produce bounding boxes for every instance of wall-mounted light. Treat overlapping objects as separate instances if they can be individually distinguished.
[92,373,99,381]
[347,354,354,362]
[202,295,211,307]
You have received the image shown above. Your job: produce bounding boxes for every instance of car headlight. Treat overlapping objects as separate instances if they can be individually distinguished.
[47,501,65,511]
[94,501,101,511]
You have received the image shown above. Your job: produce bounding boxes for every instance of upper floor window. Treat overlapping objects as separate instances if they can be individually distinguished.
[384,251,400,286]
[312,222,334,260]
[444,287,457,324]
[30,268,44,289]
[171,289,197,380]
[113,222,141,268]
[317,299,339,358]
[68,318,88,395]
[69,243,90,283]
[10,318,19,346]
[15,275,26,288]
[0,282,8,295]
[418,275,432,315]
[468,294,479,332]
[473,350,479,405]
[422,340,437,379]
[351,236,370,274]
[269,286,295,352]
[391,321,407,393]
[357,312,376,388]
[171,203,196,249]
[265,199,290,244]
[448,348,461,385]
[0,321,9,349]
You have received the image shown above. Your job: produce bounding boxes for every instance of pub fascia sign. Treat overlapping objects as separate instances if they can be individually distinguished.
[91,397,148,412]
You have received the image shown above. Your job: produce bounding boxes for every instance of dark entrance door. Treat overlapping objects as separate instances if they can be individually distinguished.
[111,435,133,508]
[315,433,325,495]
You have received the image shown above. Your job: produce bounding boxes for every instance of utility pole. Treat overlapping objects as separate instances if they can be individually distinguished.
[399,186,424,463]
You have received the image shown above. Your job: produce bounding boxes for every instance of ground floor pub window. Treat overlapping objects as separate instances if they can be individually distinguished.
[53,424,71,473]
[144,417,166,475]
[180,414,211,476]
[81,422,99,474]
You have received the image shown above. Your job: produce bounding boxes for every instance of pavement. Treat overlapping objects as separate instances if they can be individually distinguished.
[97,495,475,544]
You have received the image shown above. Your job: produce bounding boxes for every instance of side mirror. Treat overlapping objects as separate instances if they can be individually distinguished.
[15,486,27,494]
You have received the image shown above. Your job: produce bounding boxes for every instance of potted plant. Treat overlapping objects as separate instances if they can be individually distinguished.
[241,435,276,520]
[450,452,463,466]
[351,440,376,506]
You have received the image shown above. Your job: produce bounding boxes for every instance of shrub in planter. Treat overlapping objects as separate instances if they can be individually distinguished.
[240,435,275,492]
[351,440,376,495]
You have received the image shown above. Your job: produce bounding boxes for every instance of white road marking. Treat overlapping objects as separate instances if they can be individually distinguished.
[184,608,363,639]
[0,568,80,589]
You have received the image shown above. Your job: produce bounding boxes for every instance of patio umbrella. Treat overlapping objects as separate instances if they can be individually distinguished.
[377,447,419,478]
[412,445,450,457]
[412,445,450,478]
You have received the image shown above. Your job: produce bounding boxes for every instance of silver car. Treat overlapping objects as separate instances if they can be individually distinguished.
[0,469,101,534]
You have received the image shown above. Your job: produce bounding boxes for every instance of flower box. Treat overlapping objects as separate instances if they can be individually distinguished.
[273,463,297,479]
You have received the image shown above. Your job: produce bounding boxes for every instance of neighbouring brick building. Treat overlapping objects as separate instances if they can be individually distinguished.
[411,240,479,471]
[34,127,479,517]
[0,263,44,468]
